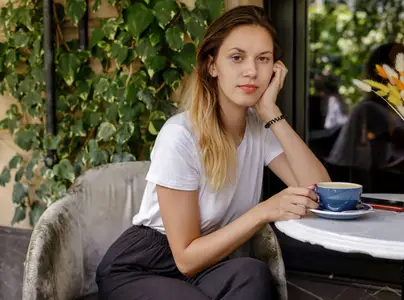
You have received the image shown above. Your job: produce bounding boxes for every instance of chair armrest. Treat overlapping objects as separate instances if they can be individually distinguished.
[22,195,84,300]
[251,224,288,300]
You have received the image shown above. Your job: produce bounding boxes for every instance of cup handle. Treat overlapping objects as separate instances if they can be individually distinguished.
[311,184,322,209]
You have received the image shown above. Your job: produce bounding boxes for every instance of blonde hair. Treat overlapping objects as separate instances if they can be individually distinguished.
[179,6,281,191]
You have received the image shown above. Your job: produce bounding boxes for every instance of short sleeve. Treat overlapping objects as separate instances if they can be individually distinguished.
[263,128,284,166]
[146,124,200,190]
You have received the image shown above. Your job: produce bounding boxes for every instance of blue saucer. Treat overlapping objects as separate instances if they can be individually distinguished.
[309,203,374,220]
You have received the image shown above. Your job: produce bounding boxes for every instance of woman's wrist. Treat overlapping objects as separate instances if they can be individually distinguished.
[254,200,277,224]
[260,105,282,124]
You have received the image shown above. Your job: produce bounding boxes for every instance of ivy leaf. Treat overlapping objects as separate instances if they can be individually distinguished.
[115,122,135,144]
[118,102,145,122]
[110,42,128,66]
[137,89,154,110]
[131,69,149,90]
[0,119,7,130]
[145,56,167,78]
[125,3,154,40]
[104,82,122,102]
[29,202,47,227]
[102,18,121,40]
[12,182,28,204]
[148,25,165,47]
[152,0,178,29]
[135,38,158,62]
[11,206,26,225]
[44,135,62,150]
[94,77,109,97]
[58,53,81,86]
[148,111,166,135]
[0,167,10,186]
[8,154,23,169]
[53,159,75,183]
[89,27,104,49]
[112,152,135,163]
[165,25,184,51]
[88,147,109,167]
[117,31,132,45]
[72,120,86,137]
[14,167,24,182]
[163,68,181,89]
[182,8,207,46]
[14,29,31,47]
[76,80,91,101]
[87,112,102,127]
[96,121,116,142]
[5,73,18,95]
[5,50,16,69]
[172,43,196,73]
[25,160,36,181]
[14,128,40,151]
[92,0,102,12]
[66,0,87,25]
[196,0,224,22]
[105,103,118,122]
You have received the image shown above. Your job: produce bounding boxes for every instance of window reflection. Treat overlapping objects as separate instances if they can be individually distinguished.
[307,0,404,194]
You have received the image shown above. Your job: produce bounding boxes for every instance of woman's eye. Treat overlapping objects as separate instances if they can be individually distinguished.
[258,57,270,63]
[231,55,242,62]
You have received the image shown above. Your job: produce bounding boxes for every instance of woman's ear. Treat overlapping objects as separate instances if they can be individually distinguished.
[208,55,218,77]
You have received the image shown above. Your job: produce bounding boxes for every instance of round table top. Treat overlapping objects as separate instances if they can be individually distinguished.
[275,210,404,260]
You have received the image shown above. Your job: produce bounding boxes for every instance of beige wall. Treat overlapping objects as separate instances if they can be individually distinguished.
[0,0,262,228]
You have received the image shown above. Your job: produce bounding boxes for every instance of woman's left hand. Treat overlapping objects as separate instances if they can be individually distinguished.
[254,60,288,122]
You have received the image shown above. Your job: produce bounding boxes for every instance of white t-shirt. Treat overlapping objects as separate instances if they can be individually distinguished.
[132,110,283,235]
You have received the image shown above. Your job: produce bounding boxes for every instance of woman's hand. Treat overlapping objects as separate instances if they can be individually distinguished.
[258,186,319,222]
[254,60,288,123]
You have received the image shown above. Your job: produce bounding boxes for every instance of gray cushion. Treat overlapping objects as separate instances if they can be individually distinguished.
[22,161,287,300]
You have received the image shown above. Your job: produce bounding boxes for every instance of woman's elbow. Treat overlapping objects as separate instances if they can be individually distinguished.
[175,259,199,277]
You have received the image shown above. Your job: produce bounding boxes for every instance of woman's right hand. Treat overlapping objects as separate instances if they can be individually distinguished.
[259,186,319,222]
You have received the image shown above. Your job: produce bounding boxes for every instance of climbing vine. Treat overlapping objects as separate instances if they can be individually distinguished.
[0,0,223,226]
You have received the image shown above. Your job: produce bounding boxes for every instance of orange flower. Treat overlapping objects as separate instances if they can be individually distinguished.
[392,76,404,91]
[376,64,388,79]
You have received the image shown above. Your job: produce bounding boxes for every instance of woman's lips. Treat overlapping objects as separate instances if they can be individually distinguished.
[239,84,258,94]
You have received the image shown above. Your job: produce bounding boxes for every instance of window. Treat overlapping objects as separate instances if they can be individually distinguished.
[264,0,403,286]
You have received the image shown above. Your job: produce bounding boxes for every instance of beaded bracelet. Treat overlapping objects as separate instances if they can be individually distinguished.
[264,114,285,128]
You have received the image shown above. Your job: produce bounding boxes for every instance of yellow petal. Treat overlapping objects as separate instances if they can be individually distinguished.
[363,79,389,93]
[387,94,402,106]
[388,83,401,99]
[376,90,388,97]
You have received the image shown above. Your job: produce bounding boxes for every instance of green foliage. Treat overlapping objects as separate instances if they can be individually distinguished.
[308,0,404,107]
[0,0,223,226]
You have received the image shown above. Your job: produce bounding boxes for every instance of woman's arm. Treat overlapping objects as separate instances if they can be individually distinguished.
[157,184,318,277]
[157,185,265,277]
[265,105,331,187]
[254,60,330,186]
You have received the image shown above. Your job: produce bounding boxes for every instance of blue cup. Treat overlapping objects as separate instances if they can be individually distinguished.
[315,182,363,212]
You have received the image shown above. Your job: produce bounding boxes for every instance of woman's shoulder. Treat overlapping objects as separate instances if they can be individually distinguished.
[157,111,197,145]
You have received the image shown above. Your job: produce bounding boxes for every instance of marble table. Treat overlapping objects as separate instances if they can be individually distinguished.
[275,209,404,299]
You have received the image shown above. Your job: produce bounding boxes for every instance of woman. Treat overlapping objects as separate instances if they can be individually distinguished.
[96,5,330,300]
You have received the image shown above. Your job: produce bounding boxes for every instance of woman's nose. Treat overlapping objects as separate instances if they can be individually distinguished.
[243,59,258,78]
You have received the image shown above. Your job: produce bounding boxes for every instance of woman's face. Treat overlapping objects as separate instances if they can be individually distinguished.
[209,25,275,108]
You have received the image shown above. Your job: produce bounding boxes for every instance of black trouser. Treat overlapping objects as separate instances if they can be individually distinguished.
[96,225,275,300]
